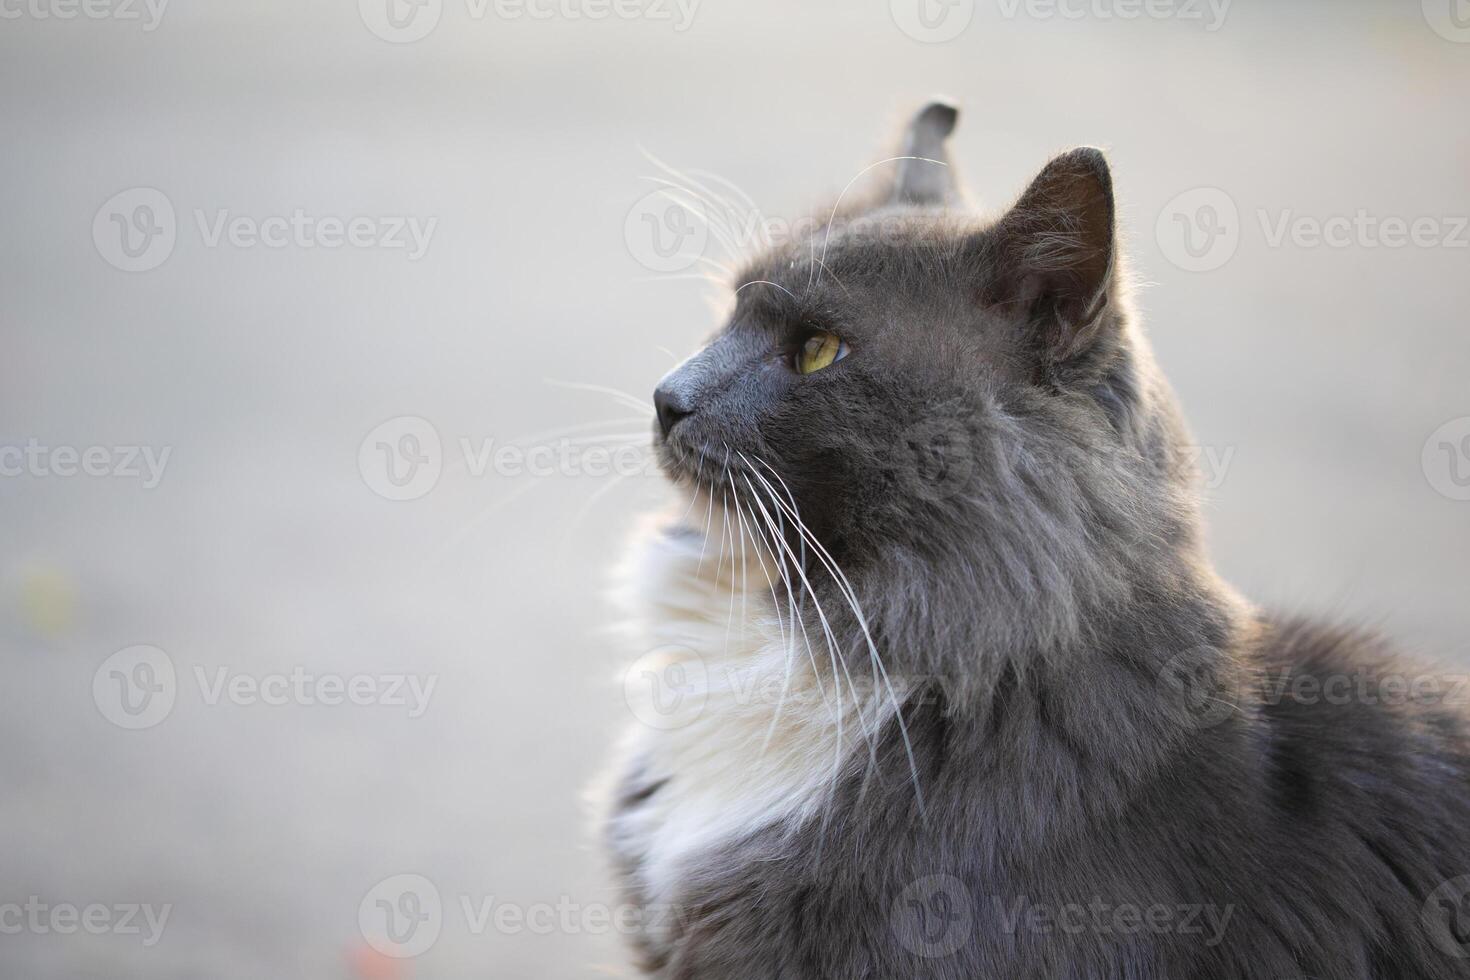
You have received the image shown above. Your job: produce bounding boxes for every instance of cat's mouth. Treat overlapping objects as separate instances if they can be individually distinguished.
[655,422,786,508]
[655,428,736,495]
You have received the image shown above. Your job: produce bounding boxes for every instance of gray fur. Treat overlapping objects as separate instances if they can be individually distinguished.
[608,101,1470,979]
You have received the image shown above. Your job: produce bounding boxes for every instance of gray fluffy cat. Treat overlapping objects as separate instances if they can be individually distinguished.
[602,101,1470,979]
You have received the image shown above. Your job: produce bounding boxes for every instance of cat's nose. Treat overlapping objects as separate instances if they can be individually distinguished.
[653,382,694,437]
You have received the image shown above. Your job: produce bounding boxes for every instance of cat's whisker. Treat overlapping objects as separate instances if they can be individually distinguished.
[748,463,905,728]
[721,461,748,647]
[543,379,655,417]
[721,487,739,658]
[631,270,731,286]
[649,190,741,262]
[554,433,650,446]
[813,155,946,291]
[740,473,835,734]
[645,181,743,259]
[507,417,650,446]
[687,254,736,277]
[742,467,880,768]
[687,168,770,250]
[737,479,750,638]
[695,456,716,578]
[442,417,650,474]
[741,471,881,804]
[756,535,831,757]
[730,470,804,757]
[730,475,787,667]
[557,471,635,557]
[734,279,799,302]
[812,257,852,298]
[739,473,863,810]
[638,150,754,251]
[423,479,543,564]
[638,147,745,218]
[684,166,761,211]
[742,452,925,816]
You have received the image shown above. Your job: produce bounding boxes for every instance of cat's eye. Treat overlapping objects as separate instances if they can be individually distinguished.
[796,331,849,375]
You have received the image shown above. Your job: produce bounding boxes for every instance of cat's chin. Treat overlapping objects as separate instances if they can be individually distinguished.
[653,441,742,500]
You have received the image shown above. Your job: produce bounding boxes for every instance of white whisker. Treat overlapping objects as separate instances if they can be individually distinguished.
[543,378,655,417]
[739,472,856,815]
[814,155,946,290]
[741,452,927,817]
[734,279,799,302]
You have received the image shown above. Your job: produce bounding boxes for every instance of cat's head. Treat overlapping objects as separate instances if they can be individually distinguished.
[651,101,1205,665]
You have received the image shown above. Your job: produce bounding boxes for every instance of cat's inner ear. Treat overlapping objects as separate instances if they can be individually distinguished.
[990,147,1117,363]
[889,99,961,207]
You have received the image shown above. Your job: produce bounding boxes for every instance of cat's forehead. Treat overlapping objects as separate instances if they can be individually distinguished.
[733,207,989,317]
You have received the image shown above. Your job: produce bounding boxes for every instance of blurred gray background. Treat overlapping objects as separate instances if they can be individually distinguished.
[2,0,1468,976]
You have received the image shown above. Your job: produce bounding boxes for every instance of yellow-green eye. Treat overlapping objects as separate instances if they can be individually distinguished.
[796,331,849,375]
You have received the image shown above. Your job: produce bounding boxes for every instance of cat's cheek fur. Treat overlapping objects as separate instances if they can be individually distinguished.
[602,508,904,951]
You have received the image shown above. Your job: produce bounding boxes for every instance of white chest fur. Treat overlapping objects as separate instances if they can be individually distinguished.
[605,507,903,912]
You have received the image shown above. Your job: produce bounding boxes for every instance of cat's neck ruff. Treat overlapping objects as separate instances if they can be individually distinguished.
[609,502,905,911]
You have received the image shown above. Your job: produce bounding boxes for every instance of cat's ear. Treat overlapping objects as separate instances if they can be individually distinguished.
[889,99,961,207]
[989,147,1117,363]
